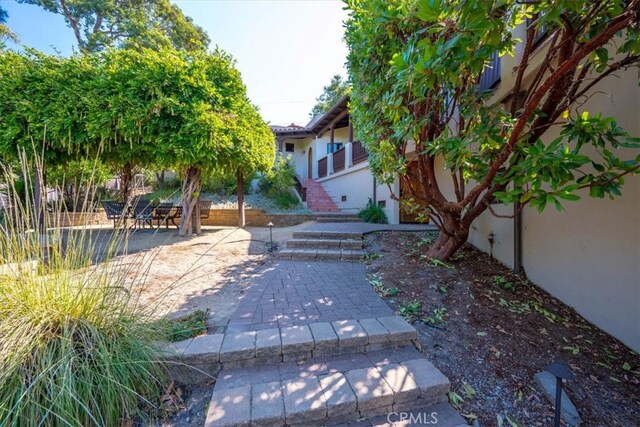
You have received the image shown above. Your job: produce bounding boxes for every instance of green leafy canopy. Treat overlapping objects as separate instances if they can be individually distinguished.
[345,0,640,259]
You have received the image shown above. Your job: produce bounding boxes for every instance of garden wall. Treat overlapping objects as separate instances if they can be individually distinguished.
[45,210,112,228]
[201,209,315,227]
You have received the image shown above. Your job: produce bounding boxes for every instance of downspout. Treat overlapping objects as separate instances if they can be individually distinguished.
[372,176,377,204]
[514,200,523,273]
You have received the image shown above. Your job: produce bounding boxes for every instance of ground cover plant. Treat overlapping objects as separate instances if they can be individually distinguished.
[365,231,640,426]
[0,160,169,426]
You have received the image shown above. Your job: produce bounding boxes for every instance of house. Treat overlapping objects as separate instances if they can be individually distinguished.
[273,23,639,352]
[272,95,416,223]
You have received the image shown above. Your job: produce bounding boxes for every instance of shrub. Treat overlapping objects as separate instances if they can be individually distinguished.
[163,309,209,342]
[201,171,255,195]
[259,156,301,209]
[0,162,167,426]
[358,200,388,223]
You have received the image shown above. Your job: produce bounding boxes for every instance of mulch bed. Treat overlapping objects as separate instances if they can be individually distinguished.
[364,231,640,427]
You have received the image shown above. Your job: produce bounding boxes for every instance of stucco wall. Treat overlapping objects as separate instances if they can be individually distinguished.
[469,68,640,351]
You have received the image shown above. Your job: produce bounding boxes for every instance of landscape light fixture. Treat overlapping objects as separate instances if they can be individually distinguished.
[267,221,274,251]
[487,231,495,258]
[545,359,576,427]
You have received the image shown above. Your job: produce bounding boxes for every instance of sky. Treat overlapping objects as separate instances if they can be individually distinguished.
[1,0,350,126]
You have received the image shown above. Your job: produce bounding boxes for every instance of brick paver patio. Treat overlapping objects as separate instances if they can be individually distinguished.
[225,260,392,333]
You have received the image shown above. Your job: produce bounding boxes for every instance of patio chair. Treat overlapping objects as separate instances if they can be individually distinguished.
[199,200,212,219]
[131,200,155,229]
[101,201,126,228]
[154,202,182,229]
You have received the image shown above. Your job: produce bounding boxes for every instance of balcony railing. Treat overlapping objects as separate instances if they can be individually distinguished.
[318,156,328,178]
[352,141,368,164]
[478,50,501,92]
[333,147,345,172]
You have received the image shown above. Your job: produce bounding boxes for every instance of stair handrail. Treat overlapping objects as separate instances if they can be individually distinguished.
[293,174,307,202]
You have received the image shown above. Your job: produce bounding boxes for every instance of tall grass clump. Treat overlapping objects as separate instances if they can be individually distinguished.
[0,157,167,426]
[358,200,388,224]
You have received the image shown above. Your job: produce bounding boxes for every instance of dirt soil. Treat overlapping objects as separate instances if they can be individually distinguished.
[86,223,311,329]
[364,231,640,427]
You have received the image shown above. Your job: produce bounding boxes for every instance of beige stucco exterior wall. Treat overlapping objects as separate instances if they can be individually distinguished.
[463,31,640,351]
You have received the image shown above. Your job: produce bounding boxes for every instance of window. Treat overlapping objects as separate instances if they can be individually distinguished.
[285,143,295,153]
[377,200,386,208]
[326,143,344,154]
[527,13,549,47]
[478,50,501,93]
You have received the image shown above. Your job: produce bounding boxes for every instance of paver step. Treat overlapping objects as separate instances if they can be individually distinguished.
[278,248,364,262]
[292,230,364,240]
[316,217,363,223]
[205,347,451,426]
[285,238,363,250]
[335,401,467,427]
[164,316,418,383]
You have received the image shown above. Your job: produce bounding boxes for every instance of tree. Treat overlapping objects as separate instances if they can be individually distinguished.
[0,5,19,48]
[345,0,640,260]
[17,0,209,53]
[310,74,350,117]
[94,48,274,236]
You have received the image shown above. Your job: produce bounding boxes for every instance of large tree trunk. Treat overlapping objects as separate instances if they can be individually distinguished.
[119,162,134,203]
[155,170,165,190]
[425,213,470,261]
[237,169,245,228]
[179,166,202,237]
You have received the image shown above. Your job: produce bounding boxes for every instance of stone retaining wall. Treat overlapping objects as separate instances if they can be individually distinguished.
[45,208,315,228]
[45,210,111,228]
[201,209,315,227]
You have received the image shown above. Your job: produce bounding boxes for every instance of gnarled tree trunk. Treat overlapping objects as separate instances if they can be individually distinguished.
[425,211,470,261]
[179,166,202,237]
[119,162,134,203]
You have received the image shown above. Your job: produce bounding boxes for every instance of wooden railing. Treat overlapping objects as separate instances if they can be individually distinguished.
[318,156,328,178]
[333,147,345,172]
[352,141,368,164]
[478,50,501,92]
[293,175,306,202]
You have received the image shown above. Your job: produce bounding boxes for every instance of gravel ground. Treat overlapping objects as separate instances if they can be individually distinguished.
[85,223,312,326]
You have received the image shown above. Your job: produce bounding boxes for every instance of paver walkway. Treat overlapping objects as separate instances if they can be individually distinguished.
[226,261,392,333]
[300,222,437,233]
[167,223,463,426]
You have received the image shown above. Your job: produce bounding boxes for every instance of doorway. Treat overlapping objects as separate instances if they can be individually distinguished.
[308,147,313,179]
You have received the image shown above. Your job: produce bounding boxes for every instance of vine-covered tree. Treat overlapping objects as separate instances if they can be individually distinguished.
[0,5,19,49]
[17,0,209,53]
[345,0,640,260]
[310,74,350,117]
[0,48,275,236]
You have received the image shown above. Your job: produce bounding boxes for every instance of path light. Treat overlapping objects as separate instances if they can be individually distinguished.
[545,359,576,427]
[487,231,495,258]
[267,221,274,251]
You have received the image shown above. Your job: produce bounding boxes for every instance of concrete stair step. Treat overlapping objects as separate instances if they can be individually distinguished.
[278,248,364,262]
[335,401,468,427]
[204,347,451,426]
[292,230,364,240]
[317,217,363,223]
[163,316,418,384]
[285,238,363,250]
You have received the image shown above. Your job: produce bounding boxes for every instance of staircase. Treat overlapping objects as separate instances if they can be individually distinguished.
[165,316,465,427]
[302,178,340,212]
[278,230,365,262]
